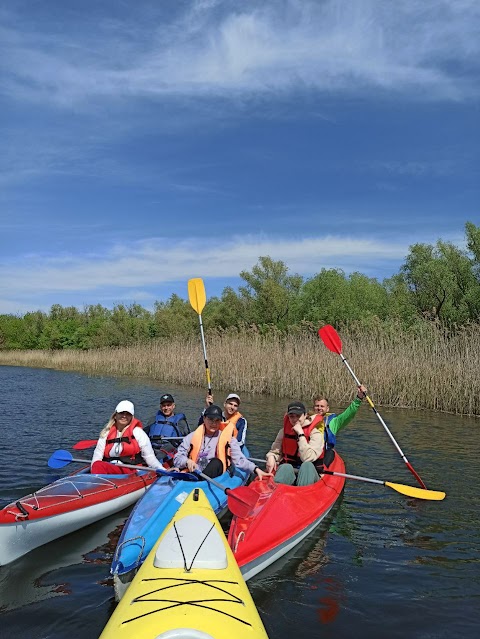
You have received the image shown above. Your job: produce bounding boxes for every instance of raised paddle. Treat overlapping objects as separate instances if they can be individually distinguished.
[47,449,195,480]
[248,457,444,501]
[193,470,259,518]
[188,277,212,395]
[318,324,427,490]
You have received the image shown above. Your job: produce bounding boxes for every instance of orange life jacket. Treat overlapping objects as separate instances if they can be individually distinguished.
[103,418,143,465]
[223,411,241,439]
[188,423,236,473]
[281,414,324,466]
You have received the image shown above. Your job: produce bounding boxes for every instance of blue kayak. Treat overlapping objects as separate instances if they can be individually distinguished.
[111,448,251,600]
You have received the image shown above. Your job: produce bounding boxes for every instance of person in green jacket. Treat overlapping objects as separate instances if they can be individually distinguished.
[266,385,367,486]
[313,385,367,433]
[312,384,367,466]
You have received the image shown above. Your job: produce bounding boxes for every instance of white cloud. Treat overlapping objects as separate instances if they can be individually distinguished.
[1,233,407,304]
[2,226,469,313]
[1,1,479,108]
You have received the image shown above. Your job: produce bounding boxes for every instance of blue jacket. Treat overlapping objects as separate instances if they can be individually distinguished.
[324,413,337,449]
[145,412,190,446]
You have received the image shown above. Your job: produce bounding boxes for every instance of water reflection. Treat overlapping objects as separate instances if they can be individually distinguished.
[1,365,480,639]
[0,510,128,613]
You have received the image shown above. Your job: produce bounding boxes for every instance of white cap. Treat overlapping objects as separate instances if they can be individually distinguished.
[115,400,134,415]
[225,393,241,404]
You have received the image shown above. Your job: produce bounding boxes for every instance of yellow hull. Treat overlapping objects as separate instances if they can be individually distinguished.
[100,487,269,639]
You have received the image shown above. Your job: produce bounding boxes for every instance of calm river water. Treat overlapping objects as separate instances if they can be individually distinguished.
[0,365,478,638]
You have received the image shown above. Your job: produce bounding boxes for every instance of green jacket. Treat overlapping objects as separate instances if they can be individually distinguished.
[328,397,362,436]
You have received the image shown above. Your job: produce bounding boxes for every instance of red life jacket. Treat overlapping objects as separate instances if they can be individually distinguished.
[103,418,144,465]
[281,414,324,466]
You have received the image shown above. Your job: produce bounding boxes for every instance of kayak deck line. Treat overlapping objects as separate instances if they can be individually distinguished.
[100,488,269,639]
[0,463,158,566]
[111,453,252,597]
[4,472,152,519]
[120,576,253,628]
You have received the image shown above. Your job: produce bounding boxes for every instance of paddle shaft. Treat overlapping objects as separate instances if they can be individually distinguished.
[74,435,183,450]
[253,456,414,486]
[193,470,260,518]
[63,455,169,475]
[321,468,445,500]
[196,313,211,394]
[319,325,426,489]
[247,458,444,500]
[196,471,228,491]
[188,278,211,394]
[338,351,426,488]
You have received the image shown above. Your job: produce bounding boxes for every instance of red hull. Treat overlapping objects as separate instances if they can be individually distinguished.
[0,466,158,524]
[228,454,346,580]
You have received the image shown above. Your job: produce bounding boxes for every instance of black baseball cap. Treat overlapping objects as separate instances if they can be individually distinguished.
[204,404,223,420]
[160,393,174,404]
[287,401,306,415]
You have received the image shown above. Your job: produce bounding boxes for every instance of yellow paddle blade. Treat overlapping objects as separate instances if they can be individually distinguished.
[385,481,446,501]
[188,278,206,314]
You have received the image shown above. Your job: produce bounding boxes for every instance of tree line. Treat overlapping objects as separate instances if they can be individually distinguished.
[1,221,479,350]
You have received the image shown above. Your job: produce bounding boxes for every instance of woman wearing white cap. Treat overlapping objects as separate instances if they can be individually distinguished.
[198,392,248,447]
[91,400,164,474]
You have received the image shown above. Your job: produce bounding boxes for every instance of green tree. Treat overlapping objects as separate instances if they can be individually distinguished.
[466,221,480,259]
[153,294,197,337]
[238,256,303,328]
[295,269,388,327]
[399,239,480,323]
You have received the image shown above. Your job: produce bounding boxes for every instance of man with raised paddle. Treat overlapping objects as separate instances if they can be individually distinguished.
[265,385,367,486]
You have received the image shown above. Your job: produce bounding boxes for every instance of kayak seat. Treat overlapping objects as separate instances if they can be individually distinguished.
[154,514,227,570]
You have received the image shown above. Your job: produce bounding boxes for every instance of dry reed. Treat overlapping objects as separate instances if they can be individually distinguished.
[1,323,479,416]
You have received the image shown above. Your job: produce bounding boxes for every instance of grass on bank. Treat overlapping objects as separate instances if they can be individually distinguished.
[0,323,479,416]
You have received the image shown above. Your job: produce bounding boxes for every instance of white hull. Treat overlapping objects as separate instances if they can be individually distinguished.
[0,485,149,566]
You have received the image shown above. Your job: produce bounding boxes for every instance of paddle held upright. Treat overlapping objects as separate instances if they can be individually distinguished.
[188,277,211,395]
[318,324,427,489]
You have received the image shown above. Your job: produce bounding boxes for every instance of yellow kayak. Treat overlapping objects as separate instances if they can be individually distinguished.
[99,487,269,639]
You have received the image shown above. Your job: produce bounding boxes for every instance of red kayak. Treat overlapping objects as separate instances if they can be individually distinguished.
[228,453,346,580]
[0,465,158,566]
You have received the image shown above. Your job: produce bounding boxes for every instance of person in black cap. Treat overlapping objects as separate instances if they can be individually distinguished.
[198,391,247,447]
[266,386,367,486]
[174,404,269,480]
[144,393,190,459]
[265,401,325,486]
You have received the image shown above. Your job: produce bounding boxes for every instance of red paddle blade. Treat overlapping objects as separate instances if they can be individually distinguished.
[227,486,259,519]
[73,440,98,450]
[318,325,342,355]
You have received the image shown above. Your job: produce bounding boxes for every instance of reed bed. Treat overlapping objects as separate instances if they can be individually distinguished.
[1,323,479,416]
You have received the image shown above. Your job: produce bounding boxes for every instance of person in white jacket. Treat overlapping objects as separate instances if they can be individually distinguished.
[91,400,164,474]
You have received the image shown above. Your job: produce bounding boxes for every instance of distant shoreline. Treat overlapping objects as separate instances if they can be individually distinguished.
[1,326,478,417]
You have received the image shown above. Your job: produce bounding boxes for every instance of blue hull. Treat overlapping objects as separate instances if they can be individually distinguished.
[111,452,250,577]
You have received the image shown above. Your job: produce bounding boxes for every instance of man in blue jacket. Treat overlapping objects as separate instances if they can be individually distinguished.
[144,393,190,457]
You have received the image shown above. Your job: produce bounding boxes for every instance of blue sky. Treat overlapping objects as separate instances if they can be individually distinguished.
[1,0,479,314]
